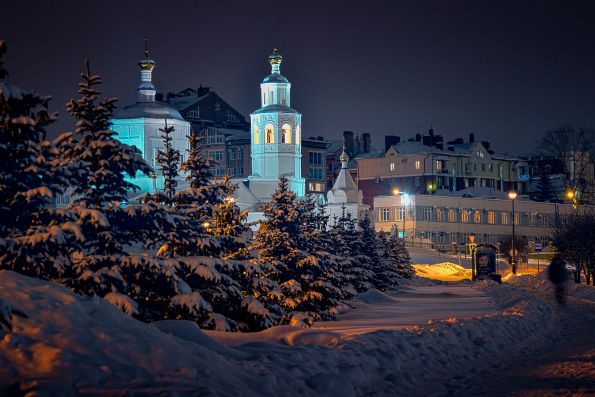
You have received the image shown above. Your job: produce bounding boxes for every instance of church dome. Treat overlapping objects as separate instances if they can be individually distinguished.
[113,102,185,121]
[269,49,282,66]
[138,55,155,71]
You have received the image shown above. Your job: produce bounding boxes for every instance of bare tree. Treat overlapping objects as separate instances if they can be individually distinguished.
[536,124,595,204]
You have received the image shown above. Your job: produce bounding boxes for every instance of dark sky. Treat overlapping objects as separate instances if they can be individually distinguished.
[2,0,595,155]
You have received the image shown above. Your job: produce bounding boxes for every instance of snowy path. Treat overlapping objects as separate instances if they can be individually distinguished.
[439,287,595,396]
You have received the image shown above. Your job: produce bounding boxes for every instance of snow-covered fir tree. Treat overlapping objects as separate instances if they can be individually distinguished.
[329,208,375,293]
[387,233,415,279]
[254,177,347,326]
[0,41,82,279]
[155,119,180,203]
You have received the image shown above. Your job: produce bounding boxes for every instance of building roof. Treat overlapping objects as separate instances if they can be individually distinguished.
[166,92,210,112]
[251,104,299,115]
[433,186,528,200]
[263,74,289,84]
[112,101,185,121]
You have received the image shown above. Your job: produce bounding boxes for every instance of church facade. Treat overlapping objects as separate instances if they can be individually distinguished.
[110,46,190,193]
[247,47,305,202]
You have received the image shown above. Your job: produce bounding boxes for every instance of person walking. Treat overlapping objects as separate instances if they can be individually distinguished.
[548,255,567,305]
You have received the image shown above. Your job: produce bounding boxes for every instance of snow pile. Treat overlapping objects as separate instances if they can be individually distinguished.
[0,270,553,396]
[508,270,595,302]
[412,262,472,281]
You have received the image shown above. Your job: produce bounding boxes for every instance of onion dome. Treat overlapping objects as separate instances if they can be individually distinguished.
[340,148,349,164]
[138,50,155,71]
[269,48,282,66]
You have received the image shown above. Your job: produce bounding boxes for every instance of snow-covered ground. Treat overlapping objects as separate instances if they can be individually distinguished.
[1,263,594,396]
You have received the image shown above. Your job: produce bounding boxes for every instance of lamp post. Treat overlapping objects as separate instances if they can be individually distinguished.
[508,191,517,274]
[393,189,410,240]
[567,190,578,214]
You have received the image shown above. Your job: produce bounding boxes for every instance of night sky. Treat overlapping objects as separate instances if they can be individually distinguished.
[2,0,595,156]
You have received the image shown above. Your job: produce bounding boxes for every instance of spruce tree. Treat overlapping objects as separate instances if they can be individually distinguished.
[155,119,180,203]
[58,60,152,209]
[534,170,556,203]
[0,41,81,279]
[387,233,415,279]
[254,178,345,325]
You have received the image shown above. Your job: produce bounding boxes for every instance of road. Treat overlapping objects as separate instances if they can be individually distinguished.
[438,287,595,396]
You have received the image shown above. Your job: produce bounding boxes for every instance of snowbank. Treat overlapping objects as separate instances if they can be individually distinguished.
[0,270,553,396]
[507,269,595,302]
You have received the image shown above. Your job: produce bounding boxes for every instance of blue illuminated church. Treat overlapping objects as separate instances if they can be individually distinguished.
[110,42,191,192]
[246,45,305,201]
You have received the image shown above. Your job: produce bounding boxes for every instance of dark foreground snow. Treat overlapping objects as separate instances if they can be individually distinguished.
[3,267,583,396]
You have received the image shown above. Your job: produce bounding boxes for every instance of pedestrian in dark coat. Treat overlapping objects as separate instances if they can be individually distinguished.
[548,255,567,305]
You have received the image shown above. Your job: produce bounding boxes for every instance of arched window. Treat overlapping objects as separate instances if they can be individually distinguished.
[265,124,274,143]
[282,123,292,144]
[296,126,301,145]
[253,126,259,145]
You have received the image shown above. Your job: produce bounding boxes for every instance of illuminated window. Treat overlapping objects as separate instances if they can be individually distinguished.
[415,160,421,170]
[488,211,496,224]
[474,210,481,223]
[436,209,444,221]
[390,162,395,171]
[396,207,404,221]
[282,123,292,144]
[379,208,390,222]
[462,210,469,223]
[501,212,509,225]
[422,208,432,221]
[514,212,520,225]
[296,126,301,144]
[253,126,259,145]
[265,124,274,143]
[448,209,456,222]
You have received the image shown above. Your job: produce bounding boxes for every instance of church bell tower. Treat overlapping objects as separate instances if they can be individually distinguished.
[248,41,305,200]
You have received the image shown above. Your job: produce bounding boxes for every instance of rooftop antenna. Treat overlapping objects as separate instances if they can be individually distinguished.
[144,36,149,57]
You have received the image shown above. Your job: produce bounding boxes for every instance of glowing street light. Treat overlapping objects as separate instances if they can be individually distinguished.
[393,189,410,239]
[508,191,517,274]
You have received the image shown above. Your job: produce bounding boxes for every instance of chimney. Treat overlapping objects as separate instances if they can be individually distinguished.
[155,93,164,102]
[363,133,371,153]
[344,131,355,154]
[416,133,421,142]
[481,141,490,150]
[197,85,210,96]
[469,133,475,143]
[385,135,400,152]
[317,136,324,141]
[422,135,431,146]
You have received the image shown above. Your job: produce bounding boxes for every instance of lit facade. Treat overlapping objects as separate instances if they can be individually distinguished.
[110,46,190,192]
[248,48,305,201]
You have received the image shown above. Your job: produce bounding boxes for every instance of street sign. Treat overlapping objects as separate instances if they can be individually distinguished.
[535,241,542,252]
[469,243,476,253]
[439,231,445,237]
[509,249,518,257]
[469,235,475,243]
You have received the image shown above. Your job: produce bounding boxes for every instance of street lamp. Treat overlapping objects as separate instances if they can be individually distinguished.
[393,189,410,240]
[567,190,578,214]
[508,191,517,274]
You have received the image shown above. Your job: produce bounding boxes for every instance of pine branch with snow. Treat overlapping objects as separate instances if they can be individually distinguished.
[155,119,180,203]
[0,42,83,279]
